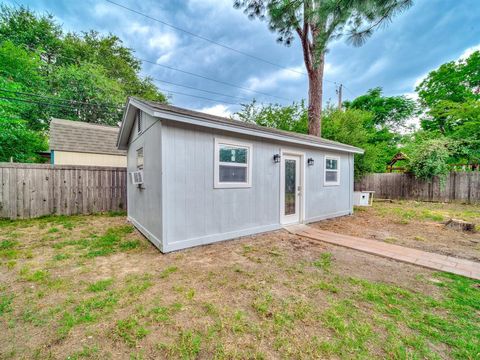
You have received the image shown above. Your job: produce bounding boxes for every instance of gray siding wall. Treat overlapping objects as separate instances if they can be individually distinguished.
[304,150,353,222]
[127,112,164,250]
[159,121,353,252]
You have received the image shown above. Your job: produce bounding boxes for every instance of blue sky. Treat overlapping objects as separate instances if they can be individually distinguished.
[14,0,480,117]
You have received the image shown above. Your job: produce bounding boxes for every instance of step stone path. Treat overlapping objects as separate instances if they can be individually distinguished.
[285,224,480,280]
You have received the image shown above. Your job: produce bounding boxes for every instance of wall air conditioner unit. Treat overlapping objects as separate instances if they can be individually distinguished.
[130,170,144,185]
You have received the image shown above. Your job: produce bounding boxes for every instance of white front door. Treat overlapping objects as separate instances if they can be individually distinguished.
[281,154,302,224]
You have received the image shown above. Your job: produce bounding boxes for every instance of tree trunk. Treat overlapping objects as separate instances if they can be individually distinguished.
[307,55,324,137]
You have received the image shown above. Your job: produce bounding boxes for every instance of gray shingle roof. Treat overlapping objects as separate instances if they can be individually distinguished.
[133,98,363,154]
[50,118,126,156]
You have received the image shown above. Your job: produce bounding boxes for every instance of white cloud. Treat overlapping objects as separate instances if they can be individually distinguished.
[127,22,150,35]
[324,61,342,77]
[148,32,178,51]
[459,44,480,60]
[413,72,429,89]
[244,65,304,91]
[404,92,419,101]
[198,104,232,118]
[92,3,112,17]
[156,52,173,64]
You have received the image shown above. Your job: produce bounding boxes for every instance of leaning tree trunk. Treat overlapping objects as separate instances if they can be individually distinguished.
[307,57,324,137]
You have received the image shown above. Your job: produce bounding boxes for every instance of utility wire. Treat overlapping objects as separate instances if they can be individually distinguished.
[0,88,122,108]
[158,88,239,105]
[0,95,93,109]
[0,88,239,108]
[105,0,306,76]
[105,0,343,86]
[140,58,292,101]
[22,46,291,103]
[151,78,253,102]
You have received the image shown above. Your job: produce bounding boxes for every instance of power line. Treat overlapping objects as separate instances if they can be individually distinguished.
[104,1,344,86]
[105,0,306,77]
[0,87,239,108]
[0,95,91,109]
[151,78,253,102]
[158,88,239,106]
[0,88,122,108]
[140,58,292,102]
[24,43,343,104]
[342,84,357,99]
[22,46,290,103]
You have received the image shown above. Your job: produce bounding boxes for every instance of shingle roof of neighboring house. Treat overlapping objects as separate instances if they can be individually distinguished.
[50,118,126,156]
[117,97,364,154]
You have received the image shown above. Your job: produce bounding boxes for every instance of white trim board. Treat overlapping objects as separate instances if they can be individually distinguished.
[279,149,306,225]
[164,224,281,252]
[128,216,163,252]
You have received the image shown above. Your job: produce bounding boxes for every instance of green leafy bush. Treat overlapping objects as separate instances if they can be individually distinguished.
[408,138,452,182]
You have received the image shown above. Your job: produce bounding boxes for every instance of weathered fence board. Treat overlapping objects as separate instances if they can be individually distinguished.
[0,163,127,219]
[355,172,480,204]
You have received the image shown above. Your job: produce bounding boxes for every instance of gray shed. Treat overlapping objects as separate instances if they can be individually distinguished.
[117,98,363,252]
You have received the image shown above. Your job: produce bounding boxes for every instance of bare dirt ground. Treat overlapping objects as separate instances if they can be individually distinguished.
[312,200,480,261]
[0,212,479,359]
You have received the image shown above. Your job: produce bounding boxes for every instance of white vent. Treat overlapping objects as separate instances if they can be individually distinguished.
[130,170,144,185]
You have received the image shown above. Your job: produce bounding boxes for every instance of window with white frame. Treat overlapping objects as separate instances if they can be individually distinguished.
[324,156,340,185]
[214,138,252,188]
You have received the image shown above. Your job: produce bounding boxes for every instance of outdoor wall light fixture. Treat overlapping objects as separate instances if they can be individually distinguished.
[273,154,281,163]
[307,158,314,166]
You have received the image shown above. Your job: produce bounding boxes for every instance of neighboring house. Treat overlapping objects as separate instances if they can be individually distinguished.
[117,98,364,252]
[49,118,126,167]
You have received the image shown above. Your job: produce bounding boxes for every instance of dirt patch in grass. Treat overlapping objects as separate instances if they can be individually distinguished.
[0,213,478,359]
[311,201,480,261]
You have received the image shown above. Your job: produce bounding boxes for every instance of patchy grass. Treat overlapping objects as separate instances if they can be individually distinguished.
[160,266,178,279]
[59,292,119,337]
[0,291,14,316]
[0,212,478,359]
[115,316,150,347]
[87,279,114,293]
[313,252,332,271]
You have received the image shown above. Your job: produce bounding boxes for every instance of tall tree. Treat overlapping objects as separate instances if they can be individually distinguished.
[416,51,480,109]
[416,50,480,134]
[344,87,417,131]
[234,0,412,136]
[0,5,166,128]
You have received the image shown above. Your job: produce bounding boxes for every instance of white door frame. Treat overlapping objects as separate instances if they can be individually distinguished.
[279,149,305,225]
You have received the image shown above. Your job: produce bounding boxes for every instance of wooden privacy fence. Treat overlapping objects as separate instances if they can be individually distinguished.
[355,172,480,204]
[0,163,127,219]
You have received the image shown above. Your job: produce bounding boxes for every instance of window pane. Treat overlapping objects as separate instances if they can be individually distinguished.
[219,165,247,182]
[136,148,144,169]
[326,171,338,183]
[219,146,247,164]
[285,159,296,215]
[326,158,338,170]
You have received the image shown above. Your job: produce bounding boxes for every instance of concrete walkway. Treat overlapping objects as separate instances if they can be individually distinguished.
[285,224,480,280]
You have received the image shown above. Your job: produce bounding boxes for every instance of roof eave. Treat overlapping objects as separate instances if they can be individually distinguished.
[151,108,364,154]
[117,97,158,150]
[118,98,364,154]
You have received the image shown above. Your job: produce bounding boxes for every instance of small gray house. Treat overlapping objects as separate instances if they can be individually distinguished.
[117,98,363,252]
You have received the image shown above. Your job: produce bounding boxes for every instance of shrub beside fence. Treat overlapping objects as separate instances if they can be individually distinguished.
[0,163,127,219]
[355,172,480,204]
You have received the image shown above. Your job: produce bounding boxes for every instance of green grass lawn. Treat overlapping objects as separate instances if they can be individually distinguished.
[0,211,479,359]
